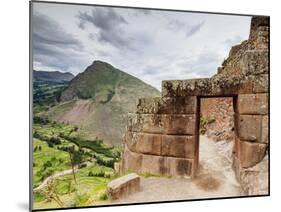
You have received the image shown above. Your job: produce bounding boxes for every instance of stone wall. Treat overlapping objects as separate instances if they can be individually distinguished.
[123,97,199,177]
[122,16,269,196]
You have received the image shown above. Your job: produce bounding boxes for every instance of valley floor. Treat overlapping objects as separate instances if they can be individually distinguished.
[112,135,241,204]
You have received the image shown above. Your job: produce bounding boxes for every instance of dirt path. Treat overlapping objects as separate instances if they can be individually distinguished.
[33,166,79,192]
[114,135,241,204]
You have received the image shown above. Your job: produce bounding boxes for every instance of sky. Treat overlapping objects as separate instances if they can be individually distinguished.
[32,2,251,90]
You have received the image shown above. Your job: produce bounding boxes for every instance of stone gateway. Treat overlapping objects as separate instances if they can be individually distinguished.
[122,16,269,196]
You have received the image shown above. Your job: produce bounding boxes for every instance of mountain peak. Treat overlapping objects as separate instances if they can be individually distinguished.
[92,60,109,65]
[45,61,160,145]
[90,60,116,70]
[60,61,159,102]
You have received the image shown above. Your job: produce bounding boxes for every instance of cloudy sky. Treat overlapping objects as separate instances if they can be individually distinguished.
[32,2,251,90]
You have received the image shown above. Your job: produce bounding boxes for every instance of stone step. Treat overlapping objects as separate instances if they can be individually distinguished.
[107,173,141,200]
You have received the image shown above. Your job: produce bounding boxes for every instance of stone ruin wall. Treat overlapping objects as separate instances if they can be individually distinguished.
[122,16,269,195]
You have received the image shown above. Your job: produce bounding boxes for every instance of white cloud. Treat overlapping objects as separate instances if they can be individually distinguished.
[33,2,251,90]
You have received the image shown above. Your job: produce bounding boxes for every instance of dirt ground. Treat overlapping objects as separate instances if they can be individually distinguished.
[113,135,241,204]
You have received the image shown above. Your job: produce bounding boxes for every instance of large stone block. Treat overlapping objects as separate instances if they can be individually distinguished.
[107,173,140,200]
[127,114,164,134]
[162,135,195,158]
[136,96,197,115]
[239,140,267,168]
[123,146,142,173]
[141,114,164,133]
[167,157,194,177]
[238,115,263,142]
[241,50,269,76]
[123,147,195,177]
[140,154,194,177]
[125,132,196,158]
[135,133,162,155]
[172,96,197,114]
[237,94,268,115]
[163,114,197,135]
[237,81,254,94]
[161,76,254,98]
[141,154,169,175]
[136,97,164,114]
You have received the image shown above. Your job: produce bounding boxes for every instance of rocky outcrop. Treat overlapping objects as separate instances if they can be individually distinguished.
[122,16,269,196]
[200,98,234,141]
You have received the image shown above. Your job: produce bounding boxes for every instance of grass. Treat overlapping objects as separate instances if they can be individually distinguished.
[33,139,71,188]
[32,119,121,210]
[33,164,113,209]
[33,80,69,113]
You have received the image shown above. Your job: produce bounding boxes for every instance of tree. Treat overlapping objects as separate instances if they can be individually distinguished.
[67,146,82,184]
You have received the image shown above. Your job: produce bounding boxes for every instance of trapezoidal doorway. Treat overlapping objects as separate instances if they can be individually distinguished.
[194,96,240,195]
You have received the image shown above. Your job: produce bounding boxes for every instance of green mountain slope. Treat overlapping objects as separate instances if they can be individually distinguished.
[43,61,160,146]
[33,70,75,113]
[34,70,74,82]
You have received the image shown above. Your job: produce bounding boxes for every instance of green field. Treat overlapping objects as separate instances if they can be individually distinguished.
[33,80,69,113]
[32,117,120,209]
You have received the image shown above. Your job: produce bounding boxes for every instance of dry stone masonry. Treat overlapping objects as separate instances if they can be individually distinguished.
[122,16,269,195]
[107,173,141,200]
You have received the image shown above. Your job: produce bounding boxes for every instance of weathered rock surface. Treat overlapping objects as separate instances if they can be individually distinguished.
[127,113,197,135]
[201,97,234,141]
[107,173,141,200]
[239,140,267,168]
[239,155,269,195]
[237,93,268,115]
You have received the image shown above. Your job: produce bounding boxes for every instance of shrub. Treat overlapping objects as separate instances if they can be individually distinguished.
[58,158,64,164]
[199,116,216,135]
[49,136,61,145]
[33,116,50,125]
[87,169,105,177]
[88,171,94,177]
[99,193,108,201]
[33,131,40,139]
[45,141,52,147]
[43,160,52,169]
[40,168,55,181]
[200,117,207,135]
[96,156,114,168]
